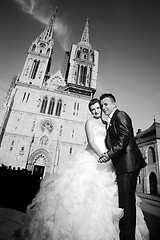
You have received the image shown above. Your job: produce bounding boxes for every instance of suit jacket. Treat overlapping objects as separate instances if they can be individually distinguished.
[105,109,147,174]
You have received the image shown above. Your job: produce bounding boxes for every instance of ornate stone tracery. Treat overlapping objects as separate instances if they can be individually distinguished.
[39,135,49,145]
[33,153,47,165]
[40,120,54,133]
[50,75,63,85]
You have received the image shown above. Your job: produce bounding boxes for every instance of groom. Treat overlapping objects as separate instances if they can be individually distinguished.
[99,93,147,240]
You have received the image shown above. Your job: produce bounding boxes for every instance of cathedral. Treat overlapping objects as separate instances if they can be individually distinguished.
[0,10,99,178]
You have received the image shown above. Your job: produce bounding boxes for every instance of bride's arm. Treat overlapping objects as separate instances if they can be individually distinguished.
[85,120,105,158]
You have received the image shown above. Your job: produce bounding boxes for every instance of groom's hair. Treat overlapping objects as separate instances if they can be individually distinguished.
[100,93,116,103]
[88,98,101,112]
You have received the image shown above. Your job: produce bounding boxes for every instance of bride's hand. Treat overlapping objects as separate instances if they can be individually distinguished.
[98,153,110,163]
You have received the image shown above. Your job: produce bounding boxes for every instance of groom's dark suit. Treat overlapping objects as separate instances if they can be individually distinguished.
[105,109,147,240]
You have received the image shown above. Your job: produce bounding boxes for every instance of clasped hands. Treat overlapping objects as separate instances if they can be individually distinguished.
[98,152,110,163]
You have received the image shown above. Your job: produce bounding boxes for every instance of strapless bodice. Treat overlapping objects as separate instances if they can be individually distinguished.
[86,124,107,153]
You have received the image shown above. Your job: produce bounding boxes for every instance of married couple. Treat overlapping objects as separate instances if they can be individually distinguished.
[21,93,149,240]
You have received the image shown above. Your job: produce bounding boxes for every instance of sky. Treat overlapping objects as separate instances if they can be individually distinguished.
[0,0,160,133]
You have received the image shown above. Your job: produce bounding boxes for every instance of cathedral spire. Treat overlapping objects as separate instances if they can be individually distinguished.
[19,9,58,87]
[65,18,99,93]
[79,18,91,48]
[39,7,57,42]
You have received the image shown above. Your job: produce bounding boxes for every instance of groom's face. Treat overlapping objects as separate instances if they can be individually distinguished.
[100,97,116,116]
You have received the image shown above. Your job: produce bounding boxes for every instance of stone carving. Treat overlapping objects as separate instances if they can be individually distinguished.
[40,120,54,133]
[39,135,49,146]
[34,153,47,165]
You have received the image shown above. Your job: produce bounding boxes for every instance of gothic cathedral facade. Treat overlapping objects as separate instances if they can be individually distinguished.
[0,12,99,178]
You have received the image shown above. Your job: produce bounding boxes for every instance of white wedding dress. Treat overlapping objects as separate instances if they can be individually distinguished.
[21,124,149,240]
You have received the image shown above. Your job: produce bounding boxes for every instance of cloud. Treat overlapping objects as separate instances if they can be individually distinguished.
[54,18,70,51]
[13,0,70,50]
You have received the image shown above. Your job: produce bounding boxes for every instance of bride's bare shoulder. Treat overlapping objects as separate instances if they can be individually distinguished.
[85,118,95,129]
[86,118,95,125]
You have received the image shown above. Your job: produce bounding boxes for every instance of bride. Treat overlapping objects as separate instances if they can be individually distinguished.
[21,98,149,240]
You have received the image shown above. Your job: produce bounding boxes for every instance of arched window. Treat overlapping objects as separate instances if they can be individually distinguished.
[10,140,14,151]
[88,67,92,87]
[72,129,75,138]
[148,146,156,164]
[48,97,55,115]
[83,66,87,85]
[30,60,40,79]
[76,50,80,58]
[69,147,72,154]
[40,96,48,114]
[149,172,158,194]
[76,103,79,115]
[32,44,36,51]
[74,64,80,83]
[73,102,76,115]
[47,48,50,55]
[79,65,87,85]
[79,65,84,84]
[91,53,94,62]
[55,99,62,116]
[39,135,49,146]
[26,93,30,102]
[22,92,26,102]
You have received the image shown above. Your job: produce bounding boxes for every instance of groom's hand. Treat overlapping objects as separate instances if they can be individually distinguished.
[98,152,110,163]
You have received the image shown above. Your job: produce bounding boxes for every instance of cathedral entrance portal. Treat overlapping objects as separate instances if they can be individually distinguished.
[33,165,45,178]
[28,148,52,178]
[149,172,158,195]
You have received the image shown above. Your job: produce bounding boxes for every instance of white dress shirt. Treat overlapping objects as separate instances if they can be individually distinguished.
[107,108,117,129]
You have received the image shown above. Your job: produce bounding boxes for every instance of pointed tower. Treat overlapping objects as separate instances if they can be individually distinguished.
[61,19,99,97]
[18,8,57,87]
[80,18,90,46]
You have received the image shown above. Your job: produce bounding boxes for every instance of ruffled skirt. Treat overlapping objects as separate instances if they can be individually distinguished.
[21,150,149,240]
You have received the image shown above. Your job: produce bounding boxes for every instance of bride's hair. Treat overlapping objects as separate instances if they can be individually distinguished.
[88,98,101,112]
